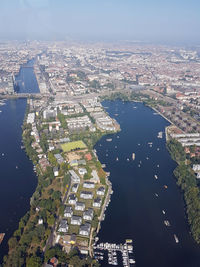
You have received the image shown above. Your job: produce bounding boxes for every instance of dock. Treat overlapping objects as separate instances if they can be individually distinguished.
[93,240,136,266]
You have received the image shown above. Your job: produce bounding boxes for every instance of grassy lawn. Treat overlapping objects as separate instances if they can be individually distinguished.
[61,141,87,152]
[68,225,80,235]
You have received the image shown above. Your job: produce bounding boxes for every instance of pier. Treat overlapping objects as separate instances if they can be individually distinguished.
[93,240,136,266]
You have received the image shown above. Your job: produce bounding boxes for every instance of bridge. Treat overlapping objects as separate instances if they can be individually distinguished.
[0,93,43,99]
[21,66,33,69]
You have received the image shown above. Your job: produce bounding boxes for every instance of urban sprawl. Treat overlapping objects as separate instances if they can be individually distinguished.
[1,41,200,266]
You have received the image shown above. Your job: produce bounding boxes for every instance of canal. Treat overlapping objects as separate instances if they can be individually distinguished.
[0,62,39,263]
[94,100,200,267]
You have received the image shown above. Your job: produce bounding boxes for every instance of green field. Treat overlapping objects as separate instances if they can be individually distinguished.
[61,140,87,152]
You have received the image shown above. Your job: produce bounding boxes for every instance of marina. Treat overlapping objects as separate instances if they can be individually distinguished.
[93,240,136,266]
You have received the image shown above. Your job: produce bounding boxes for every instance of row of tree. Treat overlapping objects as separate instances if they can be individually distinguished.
[167,139,200,243]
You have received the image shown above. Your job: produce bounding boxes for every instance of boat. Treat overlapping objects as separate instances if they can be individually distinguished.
[162,210,165,214]
[138,164,140,167]
[157,148,160,151]
[117,136,119,138]
[16,166,18,169]
[0,233,5,244]
[132,153,135,160]
[146,157,149,160]
[155,193,159,197]
[116,157,119,161]
[157,164,159,167]
[157,132,163,138]
[164,220,170,226]
[106,138,112,142]
[174,234,179,243]
[164,185,168,189]
[127,158,130,161]
[2,153,4,156]
[154,175,158,179]
[138,143,140,146]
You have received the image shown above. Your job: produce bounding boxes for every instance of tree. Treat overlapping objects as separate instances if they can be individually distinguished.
[48,152,57,166]
[8,237,18,249]
[26,256,42,267]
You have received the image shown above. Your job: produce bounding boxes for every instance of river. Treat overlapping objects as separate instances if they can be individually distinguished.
[94,100,200,267]
[0,61,39,263]
[1,64,200,266]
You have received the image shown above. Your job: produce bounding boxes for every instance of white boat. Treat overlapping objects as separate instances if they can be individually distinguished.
[154,175,158,179]
[155,193,159,197]
[138,164,140,167]
[106,138,112,142]
[174,234,179,243]
[157,132,163,138]
[127,158,130,161]
[116,157,119,161]
[164,220,170,226]
[157,164,159,167]
[117,136,119,138]
[157,148,160,151]
[162,210,165,214]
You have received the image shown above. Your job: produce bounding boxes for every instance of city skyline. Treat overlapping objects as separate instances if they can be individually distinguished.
[0,0,199,44]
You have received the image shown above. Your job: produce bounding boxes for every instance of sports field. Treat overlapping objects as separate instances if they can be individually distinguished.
[61,140,87,152]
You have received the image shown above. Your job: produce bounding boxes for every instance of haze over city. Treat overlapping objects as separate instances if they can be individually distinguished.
[0,0,200,44]
[1,1,200,267]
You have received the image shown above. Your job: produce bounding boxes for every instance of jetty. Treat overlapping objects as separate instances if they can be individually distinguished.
[93,239,136,266]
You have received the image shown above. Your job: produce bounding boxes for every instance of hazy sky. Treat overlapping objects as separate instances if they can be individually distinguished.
[0,0,199,44]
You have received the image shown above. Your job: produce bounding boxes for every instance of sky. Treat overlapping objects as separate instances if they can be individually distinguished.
[0,0,199,44]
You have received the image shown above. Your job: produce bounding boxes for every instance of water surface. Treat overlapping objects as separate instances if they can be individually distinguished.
[95,100,200,267]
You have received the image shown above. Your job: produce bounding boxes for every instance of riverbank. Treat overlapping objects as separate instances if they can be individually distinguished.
[166,139,200,244]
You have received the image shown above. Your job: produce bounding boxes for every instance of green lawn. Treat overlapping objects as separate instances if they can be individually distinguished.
[61,140,87,152]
